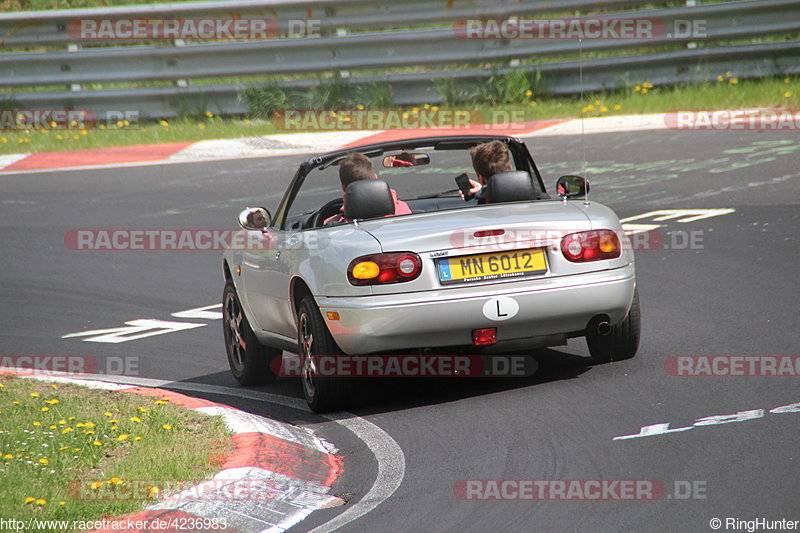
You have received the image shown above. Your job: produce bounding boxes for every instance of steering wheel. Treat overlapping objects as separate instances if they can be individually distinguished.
[306,198,344,229]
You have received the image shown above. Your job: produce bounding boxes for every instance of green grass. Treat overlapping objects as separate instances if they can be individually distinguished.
[0,76,796,156]
[0,376,231,532]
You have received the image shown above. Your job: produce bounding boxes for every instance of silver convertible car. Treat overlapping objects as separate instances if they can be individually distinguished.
[222,135,640,412]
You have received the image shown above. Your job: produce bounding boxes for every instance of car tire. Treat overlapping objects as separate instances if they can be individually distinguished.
[586,288,641,364]
[223,281,279,385]
[297,294,353,413]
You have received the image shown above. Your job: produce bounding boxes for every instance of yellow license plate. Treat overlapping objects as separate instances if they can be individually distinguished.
[437,248,547,284]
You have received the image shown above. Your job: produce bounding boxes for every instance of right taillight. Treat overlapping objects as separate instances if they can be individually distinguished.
[561,230,621,262]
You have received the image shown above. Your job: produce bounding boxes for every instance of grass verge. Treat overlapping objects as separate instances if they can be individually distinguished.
[0,375,231,532]
[0,75,796,156]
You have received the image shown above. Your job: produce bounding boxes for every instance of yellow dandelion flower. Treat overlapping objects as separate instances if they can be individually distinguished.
[39,458,48,465]
[73,135,79,140]
[587,104,595,111]
[716,75,724,82]
[243,119,250,125]
[204,111,214,118]
[724,71,731,78]
[45,399,59,405]
[30,392,40,398]
[402,113,409,119]
[641,88,648,94]
[49,425,57,430]
[594,99,601,106]
[51,384,58,389]
[72,448,80,452]
[161,424,172,430]
[525,90,533,97]
[116,120,125,127]
[634,85,641,92]
[423,104,430,109]
[159,120,169,127]
[62,428,73,434]
[198,123,206,129]
[614,104,622,110]
[90,481,103,489]
[104,412,112,417]
[33,421,41,426]
[56,134,63,140]
[729,78,738,84]
[84,422,94,428]
[134,436,142,441]
[108,477,123,485]
[41,407,49,412]
[356,104,365,110]
[0,137,6,143]
[130,417,141,423]
[24,497,36,504]
[12,401,20,405]
[50,121,58,128]
[59,446,68,450]
[35,499,46,505]
[92,441,102,446]
[111,426,118,430]
[600,106,608,112]
[59,420,67,425]
[59,501,66,505]
[784,91,792,98]
[81,130,88,136]
[109,419,118,424]
[117,434,128,441]
[431,106,439,111]
[154,400,167,405]
[85,430,95,435]
[136,407,148,413]
[3,454,13,459]
[411,107,419,114]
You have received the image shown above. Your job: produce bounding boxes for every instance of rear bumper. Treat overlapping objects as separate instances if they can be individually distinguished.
[317,264,635,354]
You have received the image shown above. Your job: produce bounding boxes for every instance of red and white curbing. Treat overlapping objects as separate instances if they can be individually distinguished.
[0,369,344,533]
[0,113,676,174]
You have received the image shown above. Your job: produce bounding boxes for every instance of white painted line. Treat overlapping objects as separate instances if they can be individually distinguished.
[172,304,223,320]
[621,208,736,224]
[62,318,206,343]
[306,413,406,533]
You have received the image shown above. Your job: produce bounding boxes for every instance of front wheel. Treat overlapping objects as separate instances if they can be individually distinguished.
[586,288,641,364]
[297,294,353,413]
[223,281,280,385]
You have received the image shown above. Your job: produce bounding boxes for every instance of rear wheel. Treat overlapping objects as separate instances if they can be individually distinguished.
[297,294,353,412]
[586,288,641,364]
[223,281,279,385]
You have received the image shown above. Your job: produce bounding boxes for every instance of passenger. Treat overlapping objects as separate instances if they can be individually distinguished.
[324,152,411,225]
[460,140,514,204]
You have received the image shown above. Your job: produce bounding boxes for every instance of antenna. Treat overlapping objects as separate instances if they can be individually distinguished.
[579,37,589,206]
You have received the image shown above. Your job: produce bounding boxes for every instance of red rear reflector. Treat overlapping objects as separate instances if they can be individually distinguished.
[472,328,497,346]
[474,229,505,238]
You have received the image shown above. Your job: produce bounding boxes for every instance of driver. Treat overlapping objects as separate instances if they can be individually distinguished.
[460,140,514,204]
[324,152,411,225]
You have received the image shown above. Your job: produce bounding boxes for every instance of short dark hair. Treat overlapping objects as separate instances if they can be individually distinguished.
[469,140,512,179]
[339,152,375,188]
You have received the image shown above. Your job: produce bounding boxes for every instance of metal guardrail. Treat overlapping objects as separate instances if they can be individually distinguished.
[0,0,657,48]
[1,0,798,119]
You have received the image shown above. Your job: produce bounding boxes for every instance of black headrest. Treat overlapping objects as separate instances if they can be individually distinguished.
[343,180,395,220]
[486,171,535,203]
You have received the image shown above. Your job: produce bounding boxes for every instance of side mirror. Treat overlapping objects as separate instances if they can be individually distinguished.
[382,152,431,168]
[555,175,590,199]
[238,207,271,230]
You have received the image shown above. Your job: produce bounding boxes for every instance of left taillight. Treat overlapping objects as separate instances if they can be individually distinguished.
[561,230,621,262]
[347,252,422,286]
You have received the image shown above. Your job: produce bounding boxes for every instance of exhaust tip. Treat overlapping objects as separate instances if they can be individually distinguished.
[597,321,611,336]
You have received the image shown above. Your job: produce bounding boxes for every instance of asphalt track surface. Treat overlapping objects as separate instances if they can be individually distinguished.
[2,129,799,533]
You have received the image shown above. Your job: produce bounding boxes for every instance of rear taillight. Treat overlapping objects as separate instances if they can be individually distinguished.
[561,230,621,262]
[347,252,422,285]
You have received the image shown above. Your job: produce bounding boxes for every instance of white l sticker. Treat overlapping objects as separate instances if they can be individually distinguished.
[482,297,519,322]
